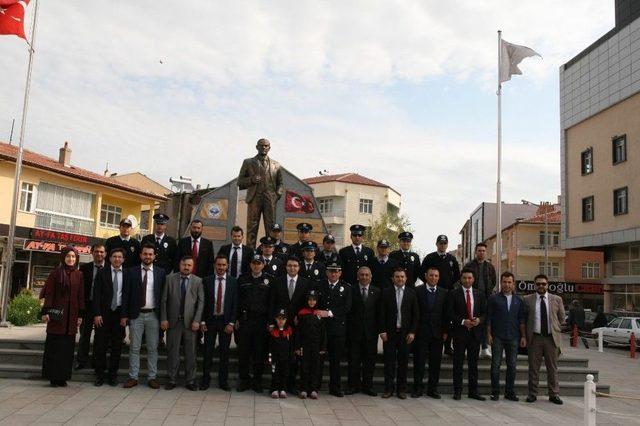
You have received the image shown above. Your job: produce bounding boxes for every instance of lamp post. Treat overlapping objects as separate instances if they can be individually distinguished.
[522,199,550,277]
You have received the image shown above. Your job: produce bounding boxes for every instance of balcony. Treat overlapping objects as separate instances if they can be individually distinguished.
[517,244,565,258]
[35,211,95,236]
[319,209,346,225]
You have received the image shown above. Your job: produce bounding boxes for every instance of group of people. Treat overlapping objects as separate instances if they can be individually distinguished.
[39,214,566,405]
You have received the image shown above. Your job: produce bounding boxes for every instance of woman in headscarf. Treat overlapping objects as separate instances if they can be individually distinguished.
[40,246,85,387]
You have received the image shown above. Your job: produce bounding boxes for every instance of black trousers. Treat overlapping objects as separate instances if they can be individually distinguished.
[76,306,94,365]
[271,358,289,392]
[201,318,232,386]
[299,342,322,393]
[93,307,125,379]
[325,334,345,392]
[237,317,267,387]
[413,332,443,393]
[287,351,300,392]
[383,329,410,393]
[348,335,377,391]
[452,330,480,394]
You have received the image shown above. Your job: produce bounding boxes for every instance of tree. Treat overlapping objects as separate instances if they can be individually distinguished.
[363,212,413,251]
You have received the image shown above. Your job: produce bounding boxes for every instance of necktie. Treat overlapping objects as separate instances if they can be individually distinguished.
[141,267,149,305]
[466,289,473,320]
[111,269,120,311]
[396,287,402,325]
[180,277,188,316]
[156,237,161,246]
[231,247,239,278]
[288,278,295,300]
[380,259,385,265]
[306,263,311,271]
[91,265,102,300]
[427,287,436,309]
[216,277,223,315]
[362,286,367,301]
[191,239,199,272]
[540,296,549,336]
[355,246,360,256]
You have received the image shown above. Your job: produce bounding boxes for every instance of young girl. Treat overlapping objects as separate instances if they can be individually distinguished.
[295,290,326,399]
[269,309,293,398]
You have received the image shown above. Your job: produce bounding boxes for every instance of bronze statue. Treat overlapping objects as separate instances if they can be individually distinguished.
[238,138,284,248]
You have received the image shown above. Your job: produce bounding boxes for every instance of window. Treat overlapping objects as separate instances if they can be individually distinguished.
[581,261,600,279]
[613,187,628,216]
[100,204,122,228]
[610,244,640,276]
[538,261,560,277]
[609,318,622,328]
[34,182,95,235]
[581,148,593,175]
[619,319,632,330]
[582,196,594,222]
[612,135,627,164]
[359,198,373,214]
[19,182,37,212]
[318,198,333,214]
[538,231,560,247]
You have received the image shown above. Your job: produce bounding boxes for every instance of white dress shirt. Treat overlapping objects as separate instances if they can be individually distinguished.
[352,244,363,253]
[505,293,513,312]
[534,292,551,334]
[141,264,155,309]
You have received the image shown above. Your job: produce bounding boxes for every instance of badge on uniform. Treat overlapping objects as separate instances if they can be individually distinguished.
[163,242,168,248]
[282,247,287,253]
[449,261,453,267]
[314,269,319,276]
[130,246,135,252]
[410,255,415,262]
[263,279,269,285]
[272,265,277,271]
[339,287,344,293]
[364,255,368,261]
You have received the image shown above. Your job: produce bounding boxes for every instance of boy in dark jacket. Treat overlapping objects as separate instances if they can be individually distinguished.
[269,309,293,398]
[295,290,326,399]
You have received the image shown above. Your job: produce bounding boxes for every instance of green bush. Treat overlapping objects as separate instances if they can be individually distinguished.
[8,289,42,326]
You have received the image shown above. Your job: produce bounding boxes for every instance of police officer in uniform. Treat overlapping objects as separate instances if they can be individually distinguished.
[288,223,318,259]
[390,232,422,288]
[300,242,326,283]
[316,234,340,264]
[338,224,375,286]
[105,217,141,268]
[270,224,290,259]
[236,255,274,393]
[260,236,285,278]
[371,239,399,289]
[141,213,177,273]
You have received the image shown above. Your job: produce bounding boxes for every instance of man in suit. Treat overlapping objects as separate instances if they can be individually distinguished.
[316,234,340,265]
[141,213,177,273]
[218,226,254,279]
[379,268,419,399]
[318,261,352,397]
[199,255,237,391]
[288,222,318,259]
[105,217,141,268]
[161,256,205,391]
[75,243,106,370]
[346,266,381,396]
[93,248,128,386]
[176,219,215,278]
[413,267,448,399]
[300,241,326,283]
[390,232,422,288]
[338,224,375,286]
[260,236,285,278]
[370,239,399,289]
[237,138,284,248]
[523,274,565,405]
[120,243,167,389]
[487,271,526,401]
[447,267,486,401]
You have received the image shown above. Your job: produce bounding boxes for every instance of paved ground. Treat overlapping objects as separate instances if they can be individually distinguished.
[0,326,639,425]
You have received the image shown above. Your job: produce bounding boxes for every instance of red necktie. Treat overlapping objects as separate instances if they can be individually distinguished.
[466,289,473,320]
[191,239,199,272]
[216,277,223,315]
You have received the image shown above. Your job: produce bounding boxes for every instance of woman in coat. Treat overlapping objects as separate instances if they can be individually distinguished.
[40,246,85,386]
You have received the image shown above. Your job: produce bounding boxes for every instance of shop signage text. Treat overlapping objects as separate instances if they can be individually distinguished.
[30,229,90,245]
[517,280,603,295]
[23,240,92,254]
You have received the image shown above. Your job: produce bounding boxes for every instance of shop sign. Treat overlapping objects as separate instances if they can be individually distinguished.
[517,280,603,295]
[23,239,92,254]
[30,229,90,245]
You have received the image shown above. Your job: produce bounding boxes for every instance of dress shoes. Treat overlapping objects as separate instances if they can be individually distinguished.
[490,393,500,401]
[344,388,359,396]
[165,382,176,390]
[329,390,344,397]
[504,394,519,402]
[426,390,441,399]
[453,392,462,400]
[148,379,160,390]
[468,393,486,401]
[525,395,537,403]
[363,389,378,397]
[94,377,104,387]
[107,377,118,387]
[185,382,198,391]
[74,363,86,371]
[199,381,210,391]
[219,383,230,391]
[381,391,393,398]
[123,379,138,389]
[549,396,563,405]
[397,392,407,400]
[411,389,423,398]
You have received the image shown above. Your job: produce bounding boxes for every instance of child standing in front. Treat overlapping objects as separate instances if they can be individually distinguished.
[295,290,326,399]
[269,309,293,398]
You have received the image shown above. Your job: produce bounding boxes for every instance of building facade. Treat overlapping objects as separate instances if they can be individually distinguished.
[302,173,401,248]
[560,0,640,312]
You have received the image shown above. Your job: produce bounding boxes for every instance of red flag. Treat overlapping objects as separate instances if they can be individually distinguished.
[0,0,29,39]
[284,190,315,214]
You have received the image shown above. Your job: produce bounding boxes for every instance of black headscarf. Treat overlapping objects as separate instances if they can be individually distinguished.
[58,246,79,291]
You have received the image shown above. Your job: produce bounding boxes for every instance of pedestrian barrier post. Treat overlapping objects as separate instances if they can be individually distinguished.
[631,333,636,359]
[583,374,596,426]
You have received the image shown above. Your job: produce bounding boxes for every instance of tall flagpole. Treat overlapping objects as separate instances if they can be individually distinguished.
[1,0,40,326]
[495,29,503,291]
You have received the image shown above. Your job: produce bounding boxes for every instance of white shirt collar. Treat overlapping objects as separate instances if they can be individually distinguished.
[120,236,130,242]
[288,274,298,281]
[329,280,339,286]
[155,233,165,240]
[142,264,154,271]
[111,265,122,272]
[353,244,363,250]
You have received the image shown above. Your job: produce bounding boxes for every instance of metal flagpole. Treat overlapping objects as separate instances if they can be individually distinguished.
[495,29,503,291]
[1,0,40,326]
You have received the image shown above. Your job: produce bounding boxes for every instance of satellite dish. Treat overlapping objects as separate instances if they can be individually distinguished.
[126,214,139,229]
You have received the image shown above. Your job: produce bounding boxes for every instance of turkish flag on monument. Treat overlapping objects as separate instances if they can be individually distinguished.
[285,190,315,214]
[0,0,29,39]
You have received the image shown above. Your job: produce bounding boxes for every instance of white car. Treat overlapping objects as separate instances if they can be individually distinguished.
[592,317,640,346]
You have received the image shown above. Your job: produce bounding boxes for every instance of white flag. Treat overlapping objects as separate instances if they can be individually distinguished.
[499,39,541,83]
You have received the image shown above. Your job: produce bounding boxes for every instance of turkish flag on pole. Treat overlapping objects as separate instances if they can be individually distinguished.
[284,191,315,214]
[0,0,29,39]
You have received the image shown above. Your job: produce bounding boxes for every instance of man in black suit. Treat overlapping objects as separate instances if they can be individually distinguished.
[288,222,318,259]
[199,255,237,391]
[300,242,326,283]
[338,224,375,286]
[413,267,448,399]
[75,243,106,370]
[259,237,285,278]
[447,267,486,401]
[318,261,352,397]
[218,226,254,279]
[346,266,381,396]
[93,248,128,386]
[141,213,177,273]
[370,239,399,289]
[176,219,215,278]
[390,232,422,288]
[121,243,167,389]
[379,268,419,399]
[105,218,141,268]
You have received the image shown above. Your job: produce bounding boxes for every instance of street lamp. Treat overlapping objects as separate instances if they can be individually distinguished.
[522,199,550,277]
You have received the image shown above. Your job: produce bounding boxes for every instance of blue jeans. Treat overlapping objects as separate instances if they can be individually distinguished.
[490,338,518,395]
[129,311,159,380]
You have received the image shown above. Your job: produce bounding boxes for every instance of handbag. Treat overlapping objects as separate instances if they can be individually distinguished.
[47,308,64,322]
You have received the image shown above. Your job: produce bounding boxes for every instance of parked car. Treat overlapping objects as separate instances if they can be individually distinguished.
[592,317,640,346]
[561,310,618,333]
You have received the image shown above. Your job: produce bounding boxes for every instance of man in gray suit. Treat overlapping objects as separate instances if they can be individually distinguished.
[161,255,204,391]
[237,138,284,248]
[523,274,565,405]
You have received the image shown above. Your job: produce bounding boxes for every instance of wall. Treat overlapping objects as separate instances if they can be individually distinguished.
[565,249,606,282]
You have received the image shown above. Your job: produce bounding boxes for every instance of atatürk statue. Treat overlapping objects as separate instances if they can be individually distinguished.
[238,138,284,248]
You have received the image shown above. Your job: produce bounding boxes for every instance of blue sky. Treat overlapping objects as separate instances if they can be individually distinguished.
[0,1,615,252]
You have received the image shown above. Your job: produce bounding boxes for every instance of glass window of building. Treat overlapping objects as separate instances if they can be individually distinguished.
[19,182,37,212]
[359,198,373,214]
[582,196,594,222]
[613,187,628,216]
[581,148,593,175]
[318,198,333,214]
[100,204,122,228]
[581,261,600,279]
[612,135,627,164]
